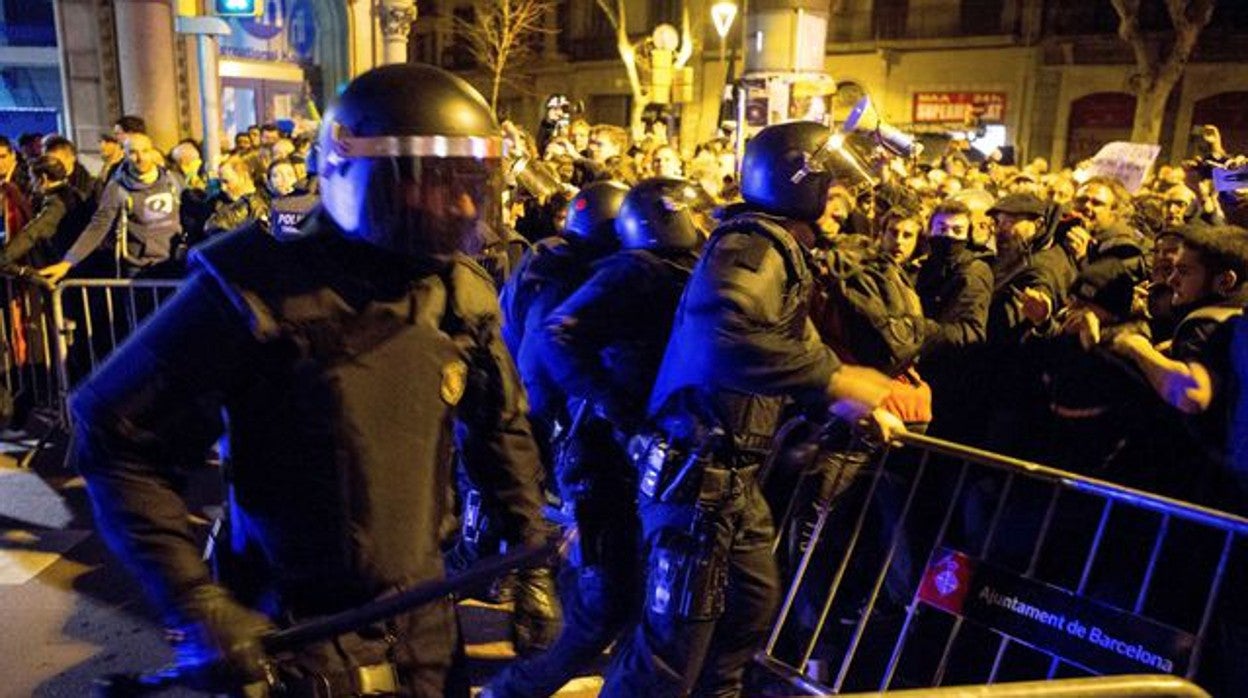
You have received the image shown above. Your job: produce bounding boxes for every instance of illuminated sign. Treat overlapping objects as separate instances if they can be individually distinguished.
[214,0,262,17]
[912,92,1007,124]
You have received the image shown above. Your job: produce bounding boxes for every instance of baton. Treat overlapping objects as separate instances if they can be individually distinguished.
[93,535,566,697]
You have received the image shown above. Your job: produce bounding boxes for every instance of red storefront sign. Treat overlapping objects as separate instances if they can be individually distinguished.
[913,92,1008,124]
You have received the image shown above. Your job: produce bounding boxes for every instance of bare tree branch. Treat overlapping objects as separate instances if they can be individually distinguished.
[1109,0,1153,82]
[1107,0,1218,142]
[453,0,556,110]
[675,4,693,69]
[1157,0,1216,88]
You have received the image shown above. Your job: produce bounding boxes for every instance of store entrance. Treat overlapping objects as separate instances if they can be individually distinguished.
[222,76,304,139]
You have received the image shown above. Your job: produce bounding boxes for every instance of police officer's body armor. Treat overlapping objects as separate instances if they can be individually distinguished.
[191,217,531,617]
[649,210,825,457]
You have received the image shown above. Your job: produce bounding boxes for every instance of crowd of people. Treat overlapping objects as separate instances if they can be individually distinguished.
[9,62,1248,697]
[497,104,1248,513]
[0,115,320,284]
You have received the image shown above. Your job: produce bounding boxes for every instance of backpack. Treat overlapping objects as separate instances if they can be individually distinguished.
[810,238,926,376]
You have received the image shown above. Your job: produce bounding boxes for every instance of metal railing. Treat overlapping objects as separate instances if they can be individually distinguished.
[768,672,1212,697]
[759,427,1247,696]
[0,274,183,465]
[47,278,183,420]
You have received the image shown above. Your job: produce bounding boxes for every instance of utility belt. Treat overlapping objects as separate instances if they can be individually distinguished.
[272,661,404,697]
[632,431,762,507]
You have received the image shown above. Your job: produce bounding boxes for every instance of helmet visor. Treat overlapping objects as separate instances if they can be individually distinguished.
[362,156,503,259]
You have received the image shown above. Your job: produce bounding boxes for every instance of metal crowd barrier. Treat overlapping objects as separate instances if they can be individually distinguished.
[759,428,1248,696]
[830,673,1211,697]
[0,274,182,465]
[0,275,59,421]
[47,278,182,415]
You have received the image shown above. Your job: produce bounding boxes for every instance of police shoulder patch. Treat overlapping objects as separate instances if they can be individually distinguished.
[440,359,469,405]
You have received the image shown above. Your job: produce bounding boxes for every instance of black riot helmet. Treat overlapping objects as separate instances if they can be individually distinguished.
[318,63,503,260]
[741,121,833,223]
[616,177,703,251]
[563,180,629,250]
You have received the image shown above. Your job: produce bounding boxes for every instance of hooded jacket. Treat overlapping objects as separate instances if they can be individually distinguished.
[63,162,183,271]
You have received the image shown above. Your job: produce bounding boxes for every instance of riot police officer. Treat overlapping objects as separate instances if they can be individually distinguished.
[71,64,558,697]
[450,180,627,626]
[500,179,630,422]
[486,178,705,697]
[599,122,902,697]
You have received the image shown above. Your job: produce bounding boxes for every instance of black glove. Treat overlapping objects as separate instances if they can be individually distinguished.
[169,584,275,692]
[511,566,562,654]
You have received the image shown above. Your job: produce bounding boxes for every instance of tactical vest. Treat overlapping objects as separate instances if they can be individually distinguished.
[192,223,506,615]
[651,212,819,456]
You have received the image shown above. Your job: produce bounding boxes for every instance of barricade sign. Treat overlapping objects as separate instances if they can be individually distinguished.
[917,548,1197,676]
[757,430,1247,696]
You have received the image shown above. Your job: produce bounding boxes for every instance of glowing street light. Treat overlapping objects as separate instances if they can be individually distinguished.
[711,1,738,61]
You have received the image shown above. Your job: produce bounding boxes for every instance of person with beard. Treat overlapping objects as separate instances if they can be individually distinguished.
[39,132,184,281]
[1109,224,1248,508]
[969,193,1078,453]
[915,199,994,441]
[1161,184,1199,228]
[1112,226,1248,696]
[1147,228,1184,340]
[990,193,1077,344]
[1061,176,1151,283]
[70,64,558,697]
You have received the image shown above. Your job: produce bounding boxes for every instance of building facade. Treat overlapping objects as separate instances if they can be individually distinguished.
[8,0,418,166]
[419,0,1248,167]
[8,0,1247,168]
[0,1,65,139]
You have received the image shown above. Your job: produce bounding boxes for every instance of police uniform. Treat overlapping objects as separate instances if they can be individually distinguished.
[492,243,698,697]
[74,63,558,698]
[597,123,888,698]
[73,218,551,696]
[597,216,837,697]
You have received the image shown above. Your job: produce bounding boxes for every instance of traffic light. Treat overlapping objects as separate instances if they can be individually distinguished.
[213,0,261,17]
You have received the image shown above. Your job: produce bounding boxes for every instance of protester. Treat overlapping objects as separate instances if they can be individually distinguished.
[42,135,96,203]
[39,132,184,280]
